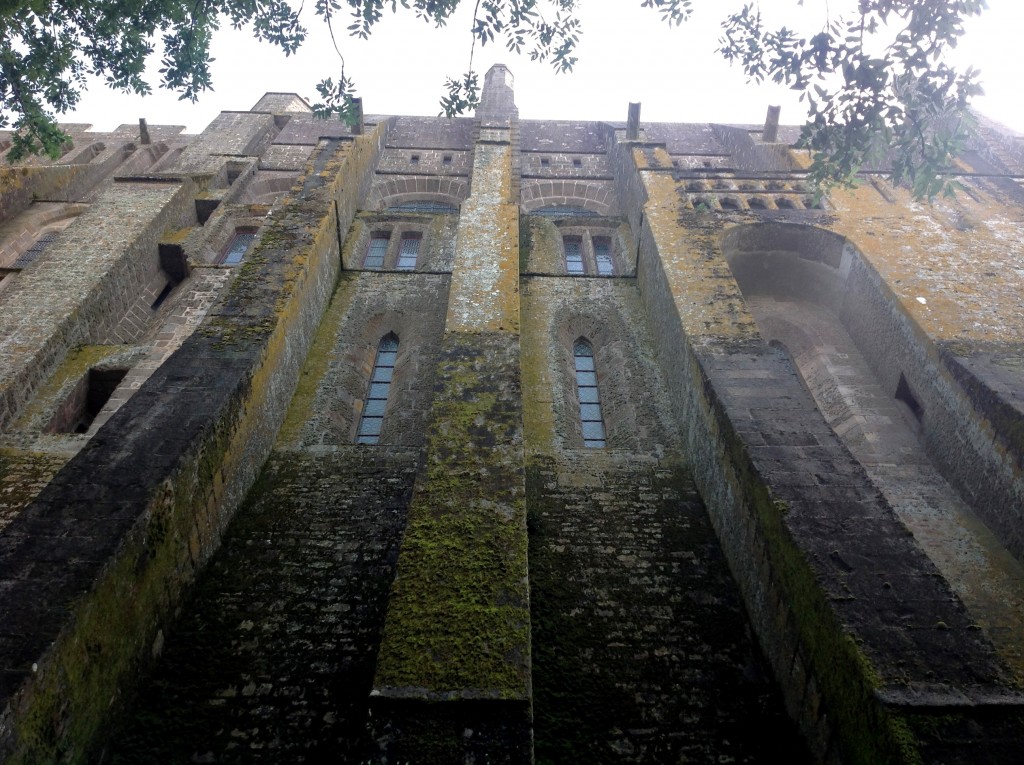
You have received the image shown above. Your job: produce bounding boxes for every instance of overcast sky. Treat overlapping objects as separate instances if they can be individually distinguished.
[61,0,1023,135]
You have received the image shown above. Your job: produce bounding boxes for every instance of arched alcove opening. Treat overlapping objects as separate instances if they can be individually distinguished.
[721,222,1024,669]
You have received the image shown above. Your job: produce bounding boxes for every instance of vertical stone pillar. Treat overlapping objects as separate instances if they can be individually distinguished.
[763,105,781,143]
[370,66,531,763]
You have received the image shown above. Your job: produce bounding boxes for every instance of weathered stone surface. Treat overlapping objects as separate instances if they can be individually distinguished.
[529,455,807,764]
[102,449,416,763]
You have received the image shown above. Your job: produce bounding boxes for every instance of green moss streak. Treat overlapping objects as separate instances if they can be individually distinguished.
[375,336,529,698]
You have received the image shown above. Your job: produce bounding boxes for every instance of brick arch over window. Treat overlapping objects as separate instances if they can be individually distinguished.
[520,180,617,216]
[366,178,469,211]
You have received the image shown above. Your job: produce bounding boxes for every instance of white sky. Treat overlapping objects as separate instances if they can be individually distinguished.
[61,0,1024,135]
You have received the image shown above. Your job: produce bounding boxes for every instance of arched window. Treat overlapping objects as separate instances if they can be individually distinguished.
[356,334,399,444]
[573,339,607,448]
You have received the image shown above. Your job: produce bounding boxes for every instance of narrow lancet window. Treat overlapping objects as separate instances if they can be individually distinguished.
[564,236,585,274]
[357,334,399,444]
[573,339,606,448]
[397,232,421,270]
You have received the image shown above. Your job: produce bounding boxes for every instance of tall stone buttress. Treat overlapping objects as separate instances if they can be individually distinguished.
[369,64,533,762]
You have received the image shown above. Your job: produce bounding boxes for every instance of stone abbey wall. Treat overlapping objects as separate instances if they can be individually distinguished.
[1,67,1023,764]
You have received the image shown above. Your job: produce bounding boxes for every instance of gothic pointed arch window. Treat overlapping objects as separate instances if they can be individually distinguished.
[356,333,399,444]
[573,338,607,448]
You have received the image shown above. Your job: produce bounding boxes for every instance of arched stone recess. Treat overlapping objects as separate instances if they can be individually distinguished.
[284,273,450,451]
[366,177,468,211]
[341,207,459,272]
[721,221,1024,662]
[239,173,299,206]
[521,214,631,276]
[521,278,680,454]
[520,179,618,216]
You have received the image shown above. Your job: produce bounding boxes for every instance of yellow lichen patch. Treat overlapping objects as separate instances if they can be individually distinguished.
[519,283,557,450]
[829,183,1024,344]
[275,275,358,448]
[641,172,760,344]
[631,147,650,170]
[652,146,673,168]
[0,448,70,532]
[12,345,125,431]
[446,142,520,333]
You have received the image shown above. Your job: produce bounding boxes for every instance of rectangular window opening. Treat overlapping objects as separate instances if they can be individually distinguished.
[221,229,257,266]
[593,236,614,276]
[364,232,390,269]
[397,232,421,270]
[46,367,129,435]
[895,372,924,422]
[564,236,585,275]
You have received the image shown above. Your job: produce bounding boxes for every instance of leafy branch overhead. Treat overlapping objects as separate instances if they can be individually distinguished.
[719,1,986,196]
[0,0,989,196]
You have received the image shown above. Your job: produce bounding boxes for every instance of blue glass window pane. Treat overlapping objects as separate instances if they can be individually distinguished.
[222,231,256,265]
[573,338,606,448]
[358,417,383,436]
[397,234,420,270]
[564,237,585,274]
[357,334,399,444]
[365,235,389,268]
[363,398,387,417]
[594,237,614,276]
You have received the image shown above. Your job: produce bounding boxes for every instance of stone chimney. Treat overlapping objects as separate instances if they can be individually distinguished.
[476,64,518,122]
